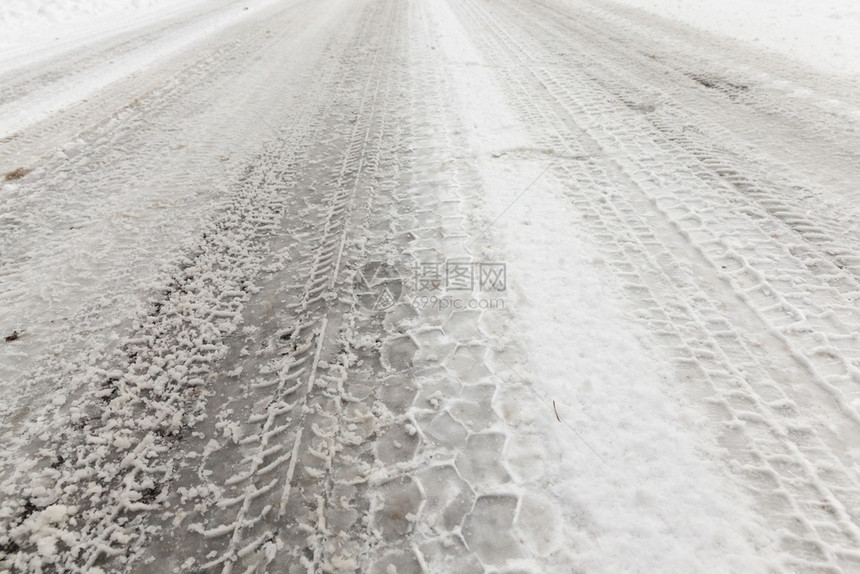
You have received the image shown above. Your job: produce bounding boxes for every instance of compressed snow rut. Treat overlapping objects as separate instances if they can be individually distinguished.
[1,0,553,572]
[2,0,860,572]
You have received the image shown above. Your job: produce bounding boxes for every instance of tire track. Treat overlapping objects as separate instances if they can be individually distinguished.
[175,2,402,570]
[0,0,334,419]
[452,0,860,570]
[0,3,361,571]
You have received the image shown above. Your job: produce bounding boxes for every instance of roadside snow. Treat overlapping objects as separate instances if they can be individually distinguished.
[0,0,208,61]
[0,0,281,139]
[602,0,860,78]
[0,0,177,27]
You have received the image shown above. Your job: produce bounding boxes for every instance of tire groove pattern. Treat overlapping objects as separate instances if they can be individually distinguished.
[453,0,860,570]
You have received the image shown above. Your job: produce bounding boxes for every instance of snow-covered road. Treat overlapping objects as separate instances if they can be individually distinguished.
[2,0,860,572]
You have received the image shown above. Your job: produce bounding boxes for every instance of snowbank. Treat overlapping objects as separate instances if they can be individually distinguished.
[0,0,211,62]
[604,0,860,77]
[0,0,175,26]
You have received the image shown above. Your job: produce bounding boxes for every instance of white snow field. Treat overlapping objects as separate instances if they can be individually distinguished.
[1,0,860,572]
[604,0,860,78]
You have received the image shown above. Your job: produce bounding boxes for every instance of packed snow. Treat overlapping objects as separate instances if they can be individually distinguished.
[1,0,860,572]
